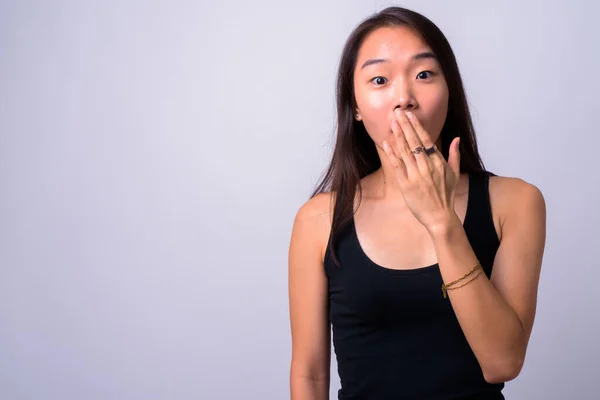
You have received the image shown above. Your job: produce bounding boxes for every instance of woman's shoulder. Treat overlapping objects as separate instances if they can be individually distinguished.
[293,192,336,261]
[296,191,335,221]
[487,174,546,238]
[488,174,544,204]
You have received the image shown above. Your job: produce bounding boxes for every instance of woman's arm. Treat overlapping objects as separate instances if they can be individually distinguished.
[288,193,332,399]
[430,177,546,384]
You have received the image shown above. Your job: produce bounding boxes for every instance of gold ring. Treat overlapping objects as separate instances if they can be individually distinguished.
[412,146,426,155]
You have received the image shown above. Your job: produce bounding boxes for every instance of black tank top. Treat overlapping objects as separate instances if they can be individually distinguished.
[324,172,505,400]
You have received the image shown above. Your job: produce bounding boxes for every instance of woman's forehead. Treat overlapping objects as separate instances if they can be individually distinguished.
[357,26,431,62]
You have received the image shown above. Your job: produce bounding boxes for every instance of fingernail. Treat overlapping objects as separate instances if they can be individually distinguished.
[406,111,413,119]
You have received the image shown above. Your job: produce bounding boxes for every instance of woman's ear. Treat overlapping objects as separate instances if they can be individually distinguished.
[355,110,362,121]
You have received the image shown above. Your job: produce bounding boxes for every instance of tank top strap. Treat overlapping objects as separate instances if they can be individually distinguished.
[464,172,500,277]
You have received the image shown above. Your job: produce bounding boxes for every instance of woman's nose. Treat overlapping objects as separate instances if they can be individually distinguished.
[393,82,416,110]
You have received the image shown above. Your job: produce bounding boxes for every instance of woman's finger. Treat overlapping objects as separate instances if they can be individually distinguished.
[382,137,408,183]
[404,111,446,171]
[405,111,445,165]
[390,118,419,180]
[395,108,433,176]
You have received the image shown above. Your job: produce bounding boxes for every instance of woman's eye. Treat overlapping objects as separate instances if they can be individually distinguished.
[417,71,433,79]
[370,77,387,86]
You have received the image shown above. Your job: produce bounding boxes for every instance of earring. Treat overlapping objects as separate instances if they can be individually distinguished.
[355,113,361,119]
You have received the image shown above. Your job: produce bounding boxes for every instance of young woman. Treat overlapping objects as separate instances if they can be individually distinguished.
[288,6,546,400]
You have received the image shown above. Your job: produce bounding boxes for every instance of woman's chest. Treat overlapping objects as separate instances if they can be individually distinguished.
[327,261,455,327]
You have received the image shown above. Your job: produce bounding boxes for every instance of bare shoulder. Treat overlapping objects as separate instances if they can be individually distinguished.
[292,192,335,262]
[488,175,545,208]
[488,175,546,237]
[295,191,335,221]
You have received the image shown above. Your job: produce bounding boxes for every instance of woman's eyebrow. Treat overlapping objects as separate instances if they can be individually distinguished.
[360,52,437,70]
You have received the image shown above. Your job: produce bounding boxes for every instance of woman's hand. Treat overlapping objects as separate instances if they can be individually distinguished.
[382,108,462,233]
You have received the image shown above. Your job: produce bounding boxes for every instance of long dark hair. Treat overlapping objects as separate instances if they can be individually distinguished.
[312,6,490,267]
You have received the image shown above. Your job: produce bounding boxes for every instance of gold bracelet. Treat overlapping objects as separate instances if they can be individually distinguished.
[441,262,482,299]
[442,270,483,298]
[444,262,481,287]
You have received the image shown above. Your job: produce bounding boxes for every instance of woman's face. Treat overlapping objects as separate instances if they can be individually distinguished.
[353,26,449,148]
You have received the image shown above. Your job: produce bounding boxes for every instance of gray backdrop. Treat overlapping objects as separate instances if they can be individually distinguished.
[1,0,599,399]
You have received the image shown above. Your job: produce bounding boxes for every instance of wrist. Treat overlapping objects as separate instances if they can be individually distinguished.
[426,212,462,239]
